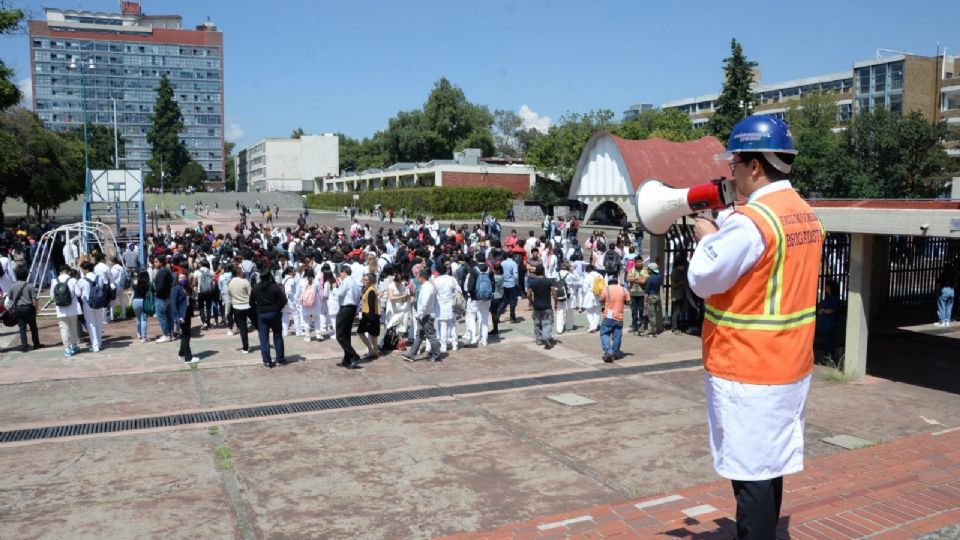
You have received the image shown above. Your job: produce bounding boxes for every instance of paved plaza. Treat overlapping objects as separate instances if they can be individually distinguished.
[0,208,958,539]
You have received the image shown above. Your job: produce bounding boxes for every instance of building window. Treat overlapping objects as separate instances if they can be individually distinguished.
[889,94,903,115]
[889,62,904,90]
[873,64,886,93]
[856,68,870,94]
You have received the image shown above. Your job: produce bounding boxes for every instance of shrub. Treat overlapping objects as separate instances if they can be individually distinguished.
[306,187,514,215]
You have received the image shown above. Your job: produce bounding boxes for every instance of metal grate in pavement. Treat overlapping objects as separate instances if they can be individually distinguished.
[0,359,700,444]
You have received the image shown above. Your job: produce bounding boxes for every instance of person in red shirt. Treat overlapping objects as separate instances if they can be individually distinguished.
[599,275,631,363]
[504,230,519,251]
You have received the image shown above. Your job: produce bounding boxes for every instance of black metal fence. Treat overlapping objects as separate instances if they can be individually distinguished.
[883,236,960,307]
[657,225,959,332]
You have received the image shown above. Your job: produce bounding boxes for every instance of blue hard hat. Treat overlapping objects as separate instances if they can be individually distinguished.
[716,115,797,161]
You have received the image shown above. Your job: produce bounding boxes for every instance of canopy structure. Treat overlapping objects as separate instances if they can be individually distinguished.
[27,221,120,314]
[569,133,730,223]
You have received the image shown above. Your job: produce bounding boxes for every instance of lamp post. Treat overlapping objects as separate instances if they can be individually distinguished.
[69,56,95,225]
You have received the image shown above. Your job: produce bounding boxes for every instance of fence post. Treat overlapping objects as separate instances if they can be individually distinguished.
[844,233,874,379]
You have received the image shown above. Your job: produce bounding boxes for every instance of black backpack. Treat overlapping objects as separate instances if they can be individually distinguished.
[53,278,73,307]
[603,250,621,274]
[555,272,569,302]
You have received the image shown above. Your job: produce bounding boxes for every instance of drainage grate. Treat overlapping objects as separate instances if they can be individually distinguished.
[0,359,700,444]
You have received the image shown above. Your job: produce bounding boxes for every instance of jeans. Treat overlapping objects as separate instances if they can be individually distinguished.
[600,318,623,354]
[257,311,285,365]
[938,286,954,323]
[409,314,440,358]
[132,298,148,339]
[197,292,215,327]
[154,297,173,337]
[629,295,645,331]
[497,285,519,321]
[532,308,553,343]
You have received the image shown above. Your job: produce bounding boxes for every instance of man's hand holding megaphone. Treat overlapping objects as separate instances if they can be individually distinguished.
[635,178,737,236]
[693,215,719,242]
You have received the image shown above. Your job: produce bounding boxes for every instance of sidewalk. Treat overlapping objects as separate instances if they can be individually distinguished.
[440,428,960,539]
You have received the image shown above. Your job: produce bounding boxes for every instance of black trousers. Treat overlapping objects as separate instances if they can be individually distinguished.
[233,307,257,352]
[731,477,783,540]
[336,305,360,364]
[178,315,192,359]
[14,305,40,350]
[197,292,215,326]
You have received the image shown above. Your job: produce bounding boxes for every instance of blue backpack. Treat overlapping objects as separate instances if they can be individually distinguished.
[475,271,493,301]
[86,277,110,309]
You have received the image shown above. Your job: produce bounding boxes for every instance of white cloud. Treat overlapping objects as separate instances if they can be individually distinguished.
[519,104,551,133]
[225,122,245,142]
[16,77,32,106]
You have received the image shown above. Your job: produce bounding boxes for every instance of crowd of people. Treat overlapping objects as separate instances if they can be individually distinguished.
[0,206,682,366]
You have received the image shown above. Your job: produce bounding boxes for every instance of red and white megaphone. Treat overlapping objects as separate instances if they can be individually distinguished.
[635,178,738,235]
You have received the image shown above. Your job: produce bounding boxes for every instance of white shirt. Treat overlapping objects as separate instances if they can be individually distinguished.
[336,275,360,306]
[688,181,810,481]
[433,274,457,320]
[94,262,115,289]
[77,271,100,306]
[687,182,792,298]
[543,253,558,279]
[110,264,127,289]
[415,279,440,319]
[51,275,80,317]
[0,256,14,293]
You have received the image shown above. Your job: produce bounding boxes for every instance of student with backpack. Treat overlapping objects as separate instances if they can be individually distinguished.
[555,261,581,334]
[193,261,217,331]
[297,267,326,342]
[464,254,493,347]
[582,265,604,333]
[51,265,80,356]
[131,270,151,343]
[109,257,129,322]
[78,261,108,352]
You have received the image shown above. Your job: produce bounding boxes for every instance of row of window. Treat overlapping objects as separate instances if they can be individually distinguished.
[855,62,904,95]
[35,62,222,81]
[674,80,854,114]
[33,74,222,93]
[36,88,221,106]
[855,93,903,114]
[33,40,219,58]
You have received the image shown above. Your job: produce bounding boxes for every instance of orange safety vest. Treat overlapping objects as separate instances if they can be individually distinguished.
[702,187,824,385]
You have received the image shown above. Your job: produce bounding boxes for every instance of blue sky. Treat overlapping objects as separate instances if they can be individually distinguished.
[1,0,956,149]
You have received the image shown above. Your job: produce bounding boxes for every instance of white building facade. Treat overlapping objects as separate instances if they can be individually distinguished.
[240,134,339,192]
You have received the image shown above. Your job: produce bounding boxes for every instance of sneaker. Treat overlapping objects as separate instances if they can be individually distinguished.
[304,337,311,343]
[156,336,170,343]
[91,347,100,353]
[64,350,74,358]
[934,322,945,327]
[544,340,554,350]
[402,354,417,362]
[425,355,443,363]
[241,349,250,354]
[189,357,200,364]
[226,330,234,336]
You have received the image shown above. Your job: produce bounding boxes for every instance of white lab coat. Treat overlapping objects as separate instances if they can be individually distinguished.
[689,181,811,481]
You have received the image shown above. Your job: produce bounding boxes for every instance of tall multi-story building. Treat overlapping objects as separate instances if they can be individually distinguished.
[28,1,226,189]
[652,51,960,143]
[237,134,339,193]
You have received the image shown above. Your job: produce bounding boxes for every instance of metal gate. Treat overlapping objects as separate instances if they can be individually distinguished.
[884,236,960,307]
[662,227,853,311]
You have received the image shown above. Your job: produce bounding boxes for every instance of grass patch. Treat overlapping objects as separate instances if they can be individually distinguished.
[208,426,219,436]
[214,445,234,470]
[819,355,859,383]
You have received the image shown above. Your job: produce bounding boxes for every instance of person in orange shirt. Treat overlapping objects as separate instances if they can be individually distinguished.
[599,275,631,363]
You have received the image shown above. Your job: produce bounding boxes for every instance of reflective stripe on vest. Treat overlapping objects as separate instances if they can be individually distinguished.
[704,200,816,331]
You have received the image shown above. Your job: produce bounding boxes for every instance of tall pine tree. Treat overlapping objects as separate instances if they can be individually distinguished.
[708,38,759,143]
[146,74,191,188]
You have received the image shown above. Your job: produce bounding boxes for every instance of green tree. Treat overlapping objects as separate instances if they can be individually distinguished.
[493,108,524,157]
[841,109,950,198]
[337,133,362,172]
[0,107,30,227]
[421,78,495,158]
[708,38,758,143]
[21,127,84,221]
[175,161,207,190]
[291,127,306,139]
[145,74,190,188]
[0,5,24,111]
[65,123,126,170]
[613,108,706,141]
[785,93,849,197]
[524,109,616,208]
[224,141,236,191]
